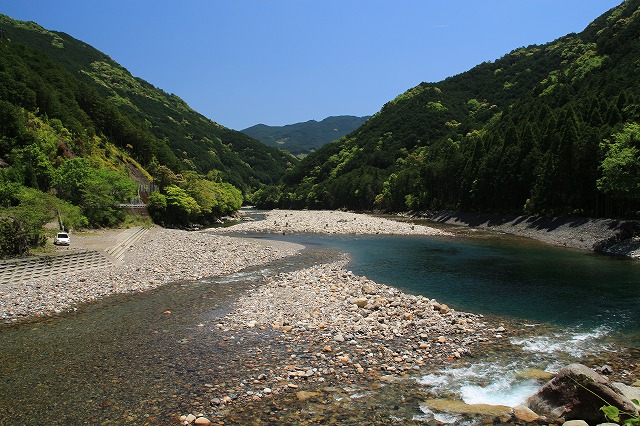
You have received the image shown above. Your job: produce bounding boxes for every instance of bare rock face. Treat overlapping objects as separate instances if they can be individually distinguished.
[526,363,639,424]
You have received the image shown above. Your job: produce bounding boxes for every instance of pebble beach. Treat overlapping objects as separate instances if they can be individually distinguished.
[0,228,303,323]
[0,210,452,323]
[214,209,452,236]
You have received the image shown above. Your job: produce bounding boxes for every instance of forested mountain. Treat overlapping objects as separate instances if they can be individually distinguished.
[0,14,293,256]
[255,0,640,219]
[0,15,295,191]
[242,115,370,157]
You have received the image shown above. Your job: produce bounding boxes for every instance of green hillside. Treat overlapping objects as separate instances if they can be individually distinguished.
[257,0,640,219]
[0,15,295,191]
[242,115,370,157]
[0,15,293,257]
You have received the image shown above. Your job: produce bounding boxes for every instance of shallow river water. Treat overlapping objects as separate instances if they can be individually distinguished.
[260,227,640,423]
[1,219,639,425]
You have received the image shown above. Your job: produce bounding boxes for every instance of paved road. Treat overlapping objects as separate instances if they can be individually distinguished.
[0,227,149,285]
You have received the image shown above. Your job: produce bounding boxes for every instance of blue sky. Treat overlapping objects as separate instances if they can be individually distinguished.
[1,1,623,130]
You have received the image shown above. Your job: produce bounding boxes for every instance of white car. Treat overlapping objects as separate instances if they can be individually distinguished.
[54,232,70,245]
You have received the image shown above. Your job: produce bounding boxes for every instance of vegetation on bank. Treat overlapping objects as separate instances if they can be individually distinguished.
[253,0,640,219]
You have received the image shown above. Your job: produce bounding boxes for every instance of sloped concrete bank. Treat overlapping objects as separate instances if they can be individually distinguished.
[413,211,640,259]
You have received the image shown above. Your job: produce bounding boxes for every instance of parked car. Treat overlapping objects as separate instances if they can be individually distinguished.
[54,232,70,245]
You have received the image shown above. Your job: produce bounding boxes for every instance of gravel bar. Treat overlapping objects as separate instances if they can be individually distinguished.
[212,209,451,236]
[0,228,303,323]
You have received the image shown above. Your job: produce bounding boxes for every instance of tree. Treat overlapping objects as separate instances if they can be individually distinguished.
[54,158,136,227]
[0,185,85,254]
[147,191,167,224]
[0,217,28,258]
[597,123,640,214]
[9,143,55,191]
[164,185,201,226]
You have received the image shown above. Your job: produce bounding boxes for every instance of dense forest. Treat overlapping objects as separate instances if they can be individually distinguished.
[255,0,640,219]
[242,115,370,157]
[0,15,295,191]
[0,15,292,257]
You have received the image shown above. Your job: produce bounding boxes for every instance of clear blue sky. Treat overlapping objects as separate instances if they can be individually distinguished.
[1,1,623,130]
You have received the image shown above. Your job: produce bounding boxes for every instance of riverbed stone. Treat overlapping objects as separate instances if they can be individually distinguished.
[613,382,640,401]
[296,391,320,402]
[420,398,511,417]
[350,297,368,308]
[562,421,589,426]
[194,417,212,426]
[516,368,555,381]
[513,404,540,422]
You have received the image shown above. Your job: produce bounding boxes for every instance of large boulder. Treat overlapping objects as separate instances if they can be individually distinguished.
[526,363,639,424]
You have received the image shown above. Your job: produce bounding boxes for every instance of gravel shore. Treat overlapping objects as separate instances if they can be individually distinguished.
[0,228,303,323]
[179,258,505,425]
[1,210,449,323]
[213,209,451,236]
[222,258,497,368]
[3,210,637,424]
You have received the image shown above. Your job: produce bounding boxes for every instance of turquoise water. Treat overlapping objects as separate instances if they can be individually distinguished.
[258,228,640,411]
[264,231,640,343]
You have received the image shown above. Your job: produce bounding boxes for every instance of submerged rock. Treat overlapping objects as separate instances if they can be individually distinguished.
[296,390,320,402]
[420,398,511,417]
[515,368,555,381]
[526,363,639,424]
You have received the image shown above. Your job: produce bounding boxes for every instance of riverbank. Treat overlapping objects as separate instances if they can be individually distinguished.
[1,212,510,425]
[0,228,303,323]
[413,210,640,259]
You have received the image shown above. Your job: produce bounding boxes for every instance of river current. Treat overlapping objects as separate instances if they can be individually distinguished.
[1,215,639,424]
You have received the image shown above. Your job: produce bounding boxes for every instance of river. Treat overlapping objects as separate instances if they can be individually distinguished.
[1,217,639,424]
[258,225,640,423]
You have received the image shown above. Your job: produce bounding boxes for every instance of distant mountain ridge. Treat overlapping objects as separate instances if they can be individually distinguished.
[242,115,370,157]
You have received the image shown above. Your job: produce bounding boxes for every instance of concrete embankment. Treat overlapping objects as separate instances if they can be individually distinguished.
[414,210,640,258]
